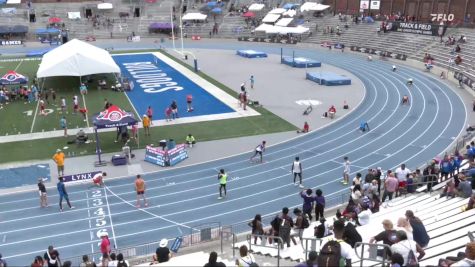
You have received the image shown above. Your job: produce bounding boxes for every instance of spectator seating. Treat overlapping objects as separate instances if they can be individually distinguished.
[135,251,235,266]
[232,192,474,265]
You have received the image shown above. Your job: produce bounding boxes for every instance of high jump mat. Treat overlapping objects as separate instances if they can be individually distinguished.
[282,57,321,68]
[306,72,351,86]
[236,50,268,58]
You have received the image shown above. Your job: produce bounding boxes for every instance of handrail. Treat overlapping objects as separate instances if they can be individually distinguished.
[468,231,475,242]
[302,237,324,261]
[354,242,391,267]
[246,234,284,267]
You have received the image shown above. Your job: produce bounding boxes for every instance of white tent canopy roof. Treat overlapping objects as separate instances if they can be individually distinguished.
[268,8,286,14]
[255,24,309,34]
[6,0,21,4]
[182,13,207,20]
[97,3,113,9]
[300,2,330,12]
[255,23,275,31]
[282,9,296,17]
[262,13,280,23]
[68,12,81,19]
[37,39,120,78]
[248,3,265,11]
[275,17,293,26]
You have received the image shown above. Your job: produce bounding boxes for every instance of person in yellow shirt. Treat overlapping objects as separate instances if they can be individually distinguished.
[142,114,150,136]
[185,134,196,148]
[52,149,65,176]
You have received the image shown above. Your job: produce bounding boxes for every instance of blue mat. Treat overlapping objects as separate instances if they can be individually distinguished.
[113,53,234,119]
[0,164,50,188]
[236,50,268,58]
[306,72,351,86]
[26,48,53,57]
[282,56,321,68]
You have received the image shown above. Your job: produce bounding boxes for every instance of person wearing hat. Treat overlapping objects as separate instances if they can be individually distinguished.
[38,178,48,208]
[142,114,150,136]
[52,149,65,176]
[100,232,111,267]
[153,238,172,263]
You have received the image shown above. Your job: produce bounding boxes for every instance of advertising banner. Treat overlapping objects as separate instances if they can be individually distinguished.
[370,0,380,9]
[454,72,475,91]
[144,146,167,166]
[360,0,369,9]
[388,21,446,36]
[168,144,188,166]
[62,171,102,183]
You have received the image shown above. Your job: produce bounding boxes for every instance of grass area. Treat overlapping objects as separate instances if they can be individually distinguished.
[0,50,296,163]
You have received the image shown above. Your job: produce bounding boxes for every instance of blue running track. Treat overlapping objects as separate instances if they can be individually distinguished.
[0,44,466,265]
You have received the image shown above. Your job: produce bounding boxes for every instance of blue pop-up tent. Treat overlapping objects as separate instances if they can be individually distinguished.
[283,3,299,10]
[92,105,138,165]
[211,7,222,14]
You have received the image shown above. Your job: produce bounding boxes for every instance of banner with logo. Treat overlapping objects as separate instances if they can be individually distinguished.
[0,40,22,46]
[350,46,407,61]
[237,36,297,45]
[388,21,446,36]
[360,0,369,9]
[370,0,380,9]
[454,72,475,91]
[168,144,188,166]
[144,146,167,166]
[62,171,102,183]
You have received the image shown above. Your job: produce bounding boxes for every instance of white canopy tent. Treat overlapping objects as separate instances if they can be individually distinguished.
[68,12,81,19]
[182,13,207,21]
[97,3,113,9]
[262,13,280,23]
[37,39,120,78]
[268,8,286,14]
[282,9,296,17]
[6,0,21,4]
[275,17,293,26]
[255,23,275,32]
[300,2,330,12]
[255,24,309,34]
[248,3,265,11]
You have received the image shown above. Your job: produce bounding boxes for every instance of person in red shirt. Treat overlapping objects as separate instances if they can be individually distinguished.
[186,94,193,112]
[100,232,111,267]
[297,122,310,133]
[328,105,336,119]
[79,107,88,122]
[92,172,107,187]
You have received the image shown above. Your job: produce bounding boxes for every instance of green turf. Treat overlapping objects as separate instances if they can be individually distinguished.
[0,51,296,163]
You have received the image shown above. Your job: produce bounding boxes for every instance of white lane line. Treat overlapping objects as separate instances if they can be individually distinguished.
[104,185,195,230]
[29,98,41,133]
[81,93,90,128]
[86,191,95,256]
[2,235,5,243]
[103,186,118,249]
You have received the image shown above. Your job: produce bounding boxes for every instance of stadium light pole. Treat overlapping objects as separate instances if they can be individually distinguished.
[179,8,184,56]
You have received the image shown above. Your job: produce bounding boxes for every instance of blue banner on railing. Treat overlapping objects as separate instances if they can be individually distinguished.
[170,236,183,253]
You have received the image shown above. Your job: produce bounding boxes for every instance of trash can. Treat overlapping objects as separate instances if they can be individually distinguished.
[167,139,176,150]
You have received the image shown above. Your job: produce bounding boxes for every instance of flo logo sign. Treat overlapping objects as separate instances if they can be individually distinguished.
[431,14,454,22]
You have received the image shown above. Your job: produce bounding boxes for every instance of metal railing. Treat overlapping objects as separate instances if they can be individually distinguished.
[246,234,283,267]
[228,190,351,235]
[302,237,324,261]
[63,222,223,266]
[354,242,391,267]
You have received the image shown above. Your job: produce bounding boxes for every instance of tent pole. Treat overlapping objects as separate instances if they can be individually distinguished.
[137,123,140,148]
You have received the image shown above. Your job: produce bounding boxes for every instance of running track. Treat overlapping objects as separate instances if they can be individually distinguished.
[0,43,467,265]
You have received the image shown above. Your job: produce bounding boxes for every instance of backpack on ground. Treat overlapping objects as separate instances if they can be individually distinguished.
[318,240,346,267]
